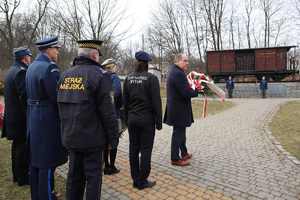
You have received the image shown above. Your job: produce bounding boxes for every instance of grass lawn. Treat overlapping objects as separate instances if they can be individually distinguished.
[269,101,300,160]
[160,86,234,119]
[191,99,234,118]
[0,139,66,200]
[162,98,234,119]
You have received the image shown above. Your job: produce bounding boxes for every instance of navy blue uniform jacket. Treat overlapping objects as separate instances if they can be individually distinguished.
[57,56,119,151]
[260,80,268,90]
[2,61,27,140]
[226,80,234,90]
[26,53,67,168]
[163,64,198,127]
[111,73,122,117]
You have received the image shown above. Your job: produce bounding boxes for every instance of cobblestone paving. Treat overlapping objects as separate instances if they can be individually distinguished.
[58,99,300,200]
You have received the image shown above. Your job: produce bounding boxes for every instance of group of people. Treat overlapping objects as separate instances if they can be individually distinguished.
[1,36,203,200]
[226,75,268,98]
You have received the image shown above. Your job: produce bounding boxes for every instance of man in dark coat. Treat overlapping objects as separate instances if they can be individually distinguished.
[123,51,162,190]
[226,76,234,98]
[57,40,119,200]
[26,36,67,200]
[163,54,200,166]
[260,76,268,98]
[2,47,32,186]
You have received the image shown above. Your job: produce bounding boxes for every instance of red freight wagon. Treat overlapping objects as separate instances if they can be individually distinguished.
[207,46,297,82]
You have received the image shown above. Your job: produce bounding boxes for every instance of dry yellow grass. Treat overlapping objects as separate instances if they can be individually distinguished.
[161,98,234,119]
[0,139,66,200]
[269,101,300,160]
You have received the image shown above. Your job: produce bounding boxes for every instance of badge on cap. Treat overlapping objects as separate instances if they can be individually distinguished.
[35,36,61,50]
[77,40,103,55]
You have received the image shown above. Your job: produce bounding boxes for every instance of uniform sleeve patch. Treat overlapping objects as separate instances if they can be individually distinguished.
[59,77,85,90]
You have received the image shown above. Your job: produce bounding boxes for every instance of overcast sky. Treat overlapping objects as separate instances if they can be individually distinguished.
[116,0,160,47]
[18,0,300,49]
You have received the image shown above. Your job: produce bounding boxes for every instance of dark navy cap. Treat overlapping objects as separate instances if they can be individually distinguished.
[35,36,61,50]
[77,40,103,55]
[135,51,152,62]
[13,47,32,58]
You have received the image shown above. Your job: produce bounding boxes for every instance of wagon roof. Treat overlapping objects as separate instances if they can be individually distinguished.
[207,46,297,53]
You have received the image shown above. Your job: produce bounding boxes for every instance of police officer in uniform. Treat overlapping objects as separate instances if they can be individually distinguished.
[260,76,268,98]
[57,40,119,200]
[226,76,234,98]
[123,51,162,190]
[2,47,32,186]
[26,36,67,200]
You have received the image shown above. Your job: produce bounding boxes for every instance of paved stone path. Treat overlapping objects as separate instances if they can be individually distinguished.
[58,99,300,200]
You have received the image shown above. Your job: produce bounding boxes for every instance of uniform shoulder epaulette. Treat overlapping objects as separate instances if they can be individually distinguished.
[49,62,59,73]
[50,68,60,73]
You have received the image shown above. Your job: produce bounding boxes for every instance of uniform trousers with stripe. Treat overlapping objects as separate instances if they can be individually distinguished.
[30,166,56,200]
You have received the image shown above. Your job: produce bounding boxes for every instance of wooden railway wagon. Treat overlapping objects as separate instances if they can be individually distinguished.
[207,46,298,82]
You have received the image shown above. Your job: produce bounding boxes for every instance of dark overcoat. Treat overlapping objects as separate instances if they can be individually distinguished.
[163,64,198,127]
[26,53,67,168]
[2,61,27,140]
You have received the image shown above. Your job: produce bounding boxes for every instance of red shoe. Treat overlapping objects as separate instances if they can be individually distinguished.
[171,159,190,166]
[182,153,192,161]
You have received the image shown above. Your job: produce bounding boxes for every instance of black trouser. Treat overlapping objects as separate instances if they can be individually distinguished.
[228,89,233,98]
[104,147,117,168]
[171,126,188,161]
[11,138,29,185]
[30,166,56,200]
[128,123,155,185]
[66,150,103,200]
[261,90,266,98]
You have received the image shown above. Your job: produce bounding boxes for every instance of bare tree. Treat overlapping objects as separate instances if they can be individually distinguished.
[54,0,83,41]
[237,18,243,48]
[273,18,287,46]
[56,0,127,43]
[0,0,50,66]
[0,0,21,59]
[203,0,225,50]
[181,0,206,62]
[244,0,255,48]
[259,0,282,47]
[229,4,235,49]
[149,0,185,55]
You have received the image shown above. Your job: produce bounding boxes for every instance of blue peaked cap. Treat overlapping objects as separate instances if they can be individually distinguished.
[135,51,152,62]
[35,36,61,50]
[13,47,32,58]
